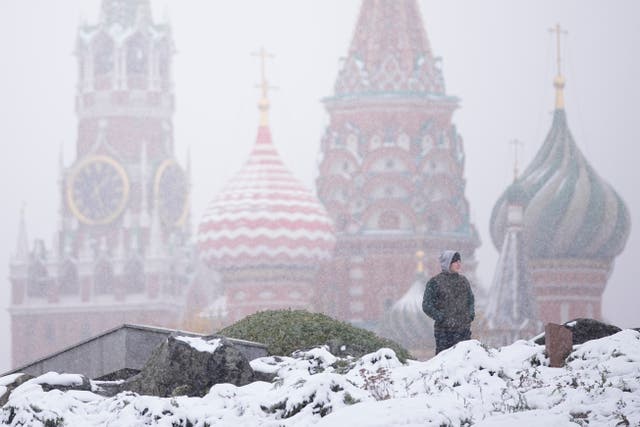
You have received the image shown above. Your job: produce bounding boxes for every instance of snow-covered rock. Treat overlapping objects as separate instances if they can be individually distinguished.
[1,330,639,426]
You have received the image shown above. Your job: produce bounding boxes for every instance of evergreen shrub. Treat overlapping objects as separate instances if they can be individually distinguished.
[218,309,412,362]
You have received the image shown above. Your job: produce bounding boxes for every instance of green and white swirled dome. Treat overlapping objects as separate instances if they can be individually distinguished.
[490,81,630,261]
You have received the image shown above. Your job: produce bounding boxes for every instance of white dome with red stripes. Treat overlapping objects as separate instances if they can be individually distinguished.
[197,126,335,269]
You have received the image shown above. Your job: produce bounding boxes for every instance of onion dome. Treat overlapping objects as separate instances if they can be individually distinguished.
[490,70,630,261]
[197,71,335,271]
[380,253,434,351]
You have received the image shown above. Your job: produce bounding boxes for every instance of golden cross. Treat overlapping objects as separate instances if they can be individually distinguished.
[549,23,568,78]
[549,23,568,109]
[251,47,277,125]
[252,47,277,99]
[509,139,524,181]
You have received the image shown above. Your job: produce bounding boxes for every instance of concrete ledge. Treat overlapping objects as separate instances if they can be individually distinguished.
[3,324,268,380]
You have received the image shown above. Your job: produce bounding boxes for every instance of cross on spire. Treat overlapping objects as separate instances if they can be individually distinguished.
[549,23,568,109]
[549,23,568,77]
[252,47,277,126]
[509,139,525,181]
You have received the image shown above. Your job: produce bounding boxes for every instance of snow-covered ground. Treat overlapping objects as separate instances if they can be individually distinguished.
[2,330,640,426]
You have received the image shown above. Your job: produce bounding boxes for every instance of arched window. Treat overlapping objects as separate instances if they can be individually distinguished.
[156,41,171,81]
[346,134,358,154]
[378,211,400,229]
[126,34,149,75]
[123,256,145,293]
[93,34,114,76]
[397,133,410,151]
[94,258,114,295]
[27,240,48,297]
[421,134,434,154]
[27,259,48,298]
[369,135,382,151]
[59,258,79,295]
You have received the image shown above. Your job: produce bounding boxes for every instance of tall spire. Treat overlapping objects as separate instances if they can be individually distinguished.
[483,180,539,345]
[100,0,151,29]
[252,47,276,127]
[549,23,568,110]
[13,203,29,262]
[333,0,446,97]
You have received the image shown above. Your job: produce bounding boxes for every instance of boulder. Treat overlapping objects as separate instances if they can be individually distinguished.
[1,372,91,406]
[37,373,91,393]
[534,318,622,346]
[123,335,255,397]
[0,374,34,406]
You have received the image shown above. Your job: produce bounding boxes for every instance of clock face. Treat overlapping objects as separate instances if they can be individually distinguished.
[67,155,130,225]
[154,158,189,227]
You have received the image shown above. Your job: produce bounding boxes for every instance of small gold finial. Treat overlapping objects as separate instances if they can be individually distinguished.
[252,47,277,126]
[416,250,425,273]
[549,23,568,109]
[509,139,524,181]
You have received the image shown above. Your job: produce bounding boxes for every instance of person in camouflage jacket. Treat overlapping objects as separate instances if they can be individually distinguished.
[422,250,475,354]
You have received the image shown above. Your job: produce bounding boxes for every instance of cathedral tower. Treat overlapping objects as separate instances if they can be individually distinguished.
[489,25,630,324]
[315,0,479,331]
[9,0,191,368]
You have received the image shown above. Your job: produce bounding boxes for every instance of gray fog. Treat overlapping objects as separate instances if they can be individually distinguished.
[0,0,638,372]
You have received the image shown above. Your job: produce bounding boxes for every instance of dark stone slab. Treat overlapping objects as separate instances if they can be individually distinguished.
[545,323,573,368]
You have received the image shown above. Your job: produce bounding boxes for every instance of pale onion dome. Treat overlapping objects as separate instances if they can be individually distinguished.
[197,125,335,270]
[490,109,630,260]
[380,270,434,350]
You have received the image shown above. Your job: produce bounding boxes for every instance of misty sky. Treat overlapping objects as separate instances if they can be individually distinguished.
[1,0,638,373]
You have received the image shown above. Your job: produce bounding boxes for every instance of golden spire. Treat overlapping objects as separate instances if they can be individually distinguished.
[509,139,524,181]
[415,250,425,273]
[549,23,568,109]
[252,47,276,126]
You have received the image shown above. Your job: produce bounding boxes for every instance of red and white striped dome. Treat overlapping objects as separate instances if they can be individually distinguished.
[197,125,335,270]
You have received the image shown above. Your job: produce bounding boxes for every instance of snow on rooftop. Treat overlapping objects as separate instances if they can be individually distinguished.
[1,330,640,426]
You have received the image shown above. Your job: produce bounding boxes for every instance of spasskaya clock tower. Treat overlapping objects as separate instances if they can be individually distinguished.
[9,0,192,368]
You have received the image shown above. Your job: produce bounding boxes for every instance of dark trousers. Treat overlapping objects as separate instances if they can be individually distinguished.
[434,327,471,354]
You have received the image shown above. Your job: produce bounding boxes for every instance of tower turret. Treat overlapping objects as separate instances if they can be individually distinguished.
[316,0,479,336]
[482,179,539,346]
[9,1,190,369]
